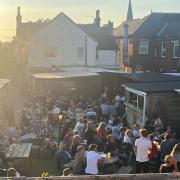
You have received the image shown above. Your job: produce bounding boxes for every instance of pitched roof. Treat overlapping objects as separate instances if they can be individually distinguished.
[113,17,148,37]
[79,24,118,50]
[20,12,117,51]
[134,13,180,38]
[157,22,180,38]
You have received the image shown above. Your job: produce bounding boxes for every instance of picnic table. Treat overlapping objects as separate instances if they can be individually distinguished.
[6,143,32,174]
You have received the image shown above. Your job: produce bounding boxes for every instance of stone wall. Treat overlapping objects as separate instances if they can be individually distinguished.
[25,173,180,180]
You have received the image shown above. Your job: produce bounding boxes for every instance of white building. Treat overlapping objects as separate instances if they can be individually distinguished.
[16,8,119,70]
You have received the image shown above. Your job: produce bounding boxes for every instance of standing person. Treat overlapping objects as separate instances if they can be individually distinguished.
[96,122,107,144]
[134,129,152,173]
[160,134,175,162]
[85,144,102,175]
[74,117,86,138]
[100,100,109,123]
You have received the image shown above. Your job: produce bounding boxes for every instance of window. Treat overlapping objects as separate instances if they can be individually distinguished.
[77,47,84,58]
[173,41,180,59]
[139,40,149,55]
[44,47,57,58]
[126,92,144,110]
[161,42,166,58]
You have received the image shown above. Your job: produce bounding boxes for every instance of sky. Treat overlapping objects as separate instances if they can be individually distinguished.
[0,0,180,42]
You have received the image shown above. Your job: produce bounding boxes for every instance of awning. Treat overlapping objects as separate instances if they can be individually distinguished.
[31,71,99,80]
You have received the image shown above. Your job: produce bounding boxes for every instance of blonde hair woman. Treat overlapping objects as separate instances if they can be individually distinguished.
[171,143,180,171]
[124,129,133,145]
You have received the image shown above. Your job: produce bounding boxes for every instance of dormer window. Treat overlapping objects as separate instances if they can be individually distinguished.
[139,40,149,55]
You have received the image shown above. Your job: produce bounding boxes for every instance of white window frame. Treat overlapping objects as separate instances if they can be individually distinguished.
[161,42,166,58]
[173,41,179,59]
[139,40,149,55]
[44,47,57,58]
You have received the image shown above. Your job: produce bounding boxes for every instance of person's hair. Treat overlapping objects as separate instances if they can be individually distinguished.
[133,123,140,129]
[77,145,85,152]
[125,129,132,136]
[112,118,119,126]
[63,168,72,176]
[165,134,170,140]
[149,134,154,141]
[73,130,80,136]
[171,143,180,157]
[107,134,114,141]
[164,155,173,164]
[71,135,81,146]
[7,168,16,177]
[88,144,97,151]
[59,142,67,150]
[87,121,93,128]
[120,127,127,133]
[140,129,148,137]
[97,122,106,131]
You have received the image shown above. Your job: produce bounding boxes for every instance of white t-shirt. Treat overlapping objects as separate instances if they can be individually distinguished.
[135,137,152,162]
[85,151,102,175]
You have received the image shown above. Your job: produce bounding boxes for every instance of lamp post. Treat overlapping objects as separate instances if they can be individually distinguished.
[58,114,63,147]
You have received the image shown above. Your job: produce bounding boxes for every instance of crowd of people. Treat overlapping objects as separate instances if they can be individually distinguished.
[0,88,180,177]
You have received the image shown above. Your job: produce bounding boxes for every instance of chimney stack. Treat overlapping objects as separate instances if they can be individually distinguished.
[123,23,129,64]
[16,6,22,38]
[108,20,114,34]
[94,10,101,28]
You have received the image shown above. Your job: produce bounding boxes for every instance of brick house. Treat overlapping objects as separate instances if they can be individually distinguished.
[114,1,180,72]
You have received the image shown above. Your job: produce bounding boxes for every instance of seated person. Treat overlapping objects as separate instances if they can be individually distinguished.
[62,168,73,176]
[104,134,119,154]
[73,145,86,175]
[85,144,102,175]
[56,142,71,169]
[105,134,126,165]
[7,168,20,177]
[159,155,178,173]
